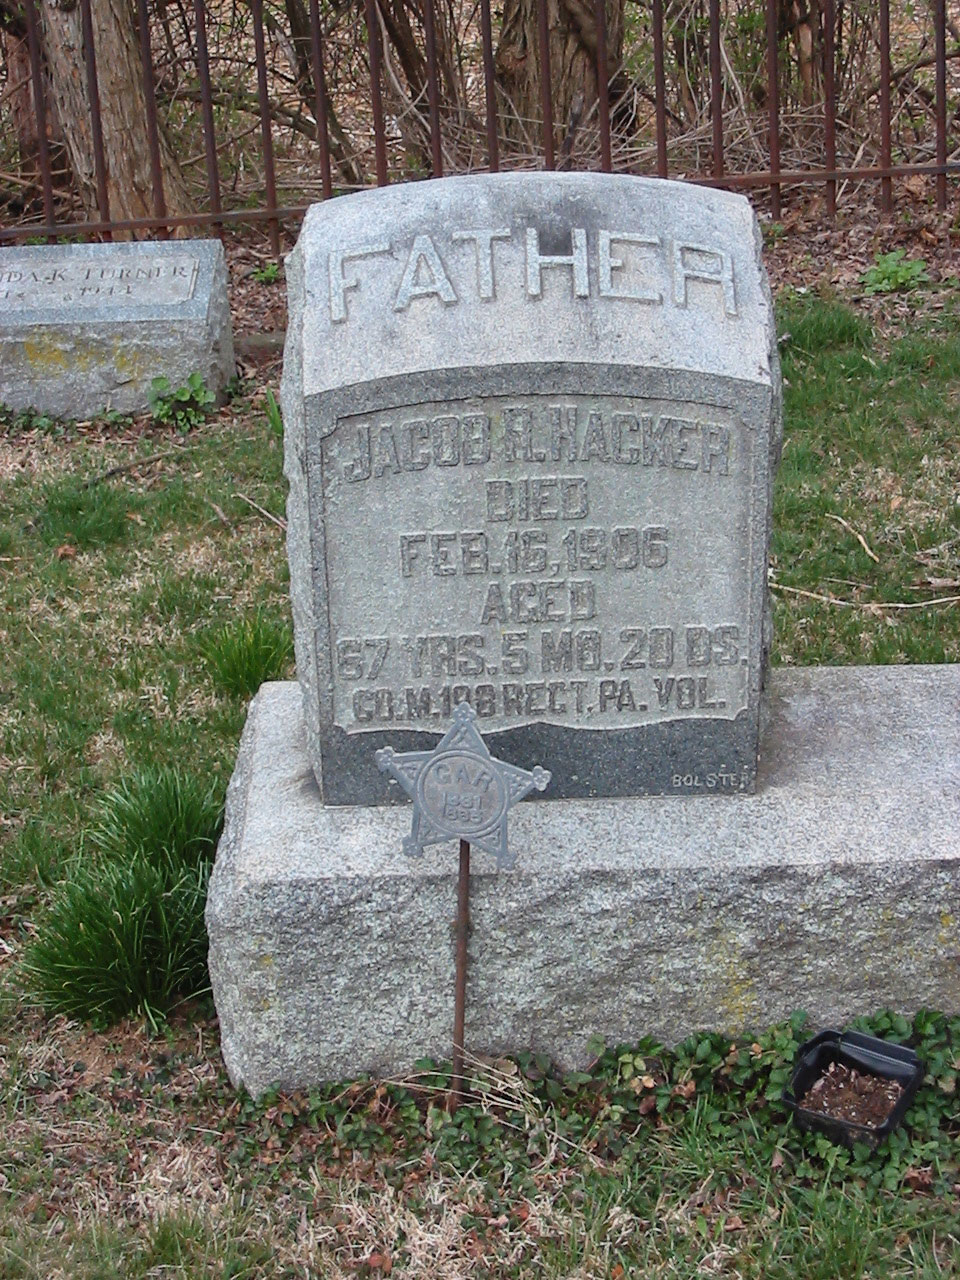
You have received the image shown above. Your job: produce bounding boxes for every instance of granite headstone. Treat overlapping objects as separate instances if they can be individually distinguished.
[0,239,234,418]
[281,172,781,803]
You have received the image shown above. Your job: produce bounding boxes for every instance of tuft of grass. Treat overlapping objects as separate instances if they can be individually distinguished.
[38,477,140,550]
[22,849,211,1028]
[198,608,294,697]
[21,767,224,1027]
[778,292,872,356]
[91,766,224,867]
[264,386,283,440]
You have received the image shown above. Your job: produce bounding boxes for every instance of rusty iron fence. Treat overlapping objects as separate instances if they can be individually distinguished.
[1,0,957,250]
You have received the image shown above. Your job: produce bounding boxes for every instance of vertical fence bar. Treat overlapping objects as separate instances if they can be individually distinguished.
[23,0,56,238]
[879,0,892,214]
[364,0,389,185]
[135,0,168,237]
[479,0,499,171]
[823,0,837,217]
[192,0,223,232]
[764,0,781,218]
[595,0,612,171]
[308,0,333,198]
[250,0,281,256]
[934,0,947,211]
[535,0,555,169]
[652,0,668,177]
[708,0,723,181]
[421,0,444,177]
[78,0,111,237]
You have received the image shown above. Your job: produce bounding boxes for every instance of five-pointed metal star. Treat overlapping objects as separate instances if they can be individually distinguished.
[375,702,550,869]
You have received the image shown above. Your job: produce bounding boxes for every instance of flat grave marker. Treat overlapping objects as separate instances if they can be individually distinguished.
[0,238,234,418]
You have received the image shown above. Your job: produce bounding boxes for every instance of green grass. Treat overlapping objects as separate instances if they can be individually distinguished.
[1,1007,956,1278]
[198,608,294,697]
[21,769,223,1026]
[91,767,223,866]
[777,292,872,355]
[21,848,212,1028]
[38,477,142,550]
[772,290,960,667]
[0,409,288,893]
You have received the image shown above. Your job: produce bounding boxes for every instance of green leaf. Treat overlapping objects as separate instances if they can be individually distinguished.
[564,1070,594,1086]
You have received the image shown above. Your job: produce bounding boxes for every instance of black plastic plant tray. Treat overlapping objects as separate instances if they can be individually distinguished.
[782,1029,924,1151]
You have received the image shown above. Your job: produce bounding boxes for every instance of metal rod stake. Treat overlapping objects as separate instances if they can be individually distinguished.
[450,838,470,1110]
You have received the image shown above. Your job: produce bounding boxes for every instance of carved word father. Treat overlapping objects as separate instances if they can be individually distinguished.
[330,230,737,320]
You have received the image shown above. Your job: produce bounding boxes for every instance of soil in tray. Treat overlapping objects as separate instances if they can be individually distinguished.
[797,1060,904,1128]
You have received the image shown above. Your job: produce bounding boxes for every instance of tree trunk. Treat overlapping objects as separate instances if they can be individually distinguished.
[667,0,706,126]
[495,0,625,153]
[38,0,193,233]
[4,30,42,165]
[781,0,820,107]
[278,0,365,186]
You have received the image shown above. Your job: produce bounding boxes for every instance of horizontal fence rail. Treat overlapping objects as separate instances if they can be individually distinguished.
[0,0,957,245]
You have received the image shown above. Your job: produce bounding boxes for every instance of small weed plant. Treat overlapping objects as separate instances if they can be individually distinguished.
[149,371,216,432]
[251,261,281,284]
[861,249,931,295]
[264,387,283,439]
[0,401,58,436]
[199,608,294,697]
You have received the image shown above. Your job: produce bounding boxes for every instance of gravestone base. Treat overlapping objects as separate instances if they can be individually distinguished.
[207,666,960,1096]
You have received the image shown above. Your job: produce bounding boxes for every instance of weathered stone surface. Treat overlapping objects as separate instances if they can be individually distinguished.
[0,239,234,417]
[281,172,781,804]
[207,664,960,1096]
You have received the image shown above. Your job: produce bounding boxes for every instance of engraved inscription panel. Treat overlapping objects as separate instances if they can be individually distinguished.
[321,393,753,735]
[0,256,200,308]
